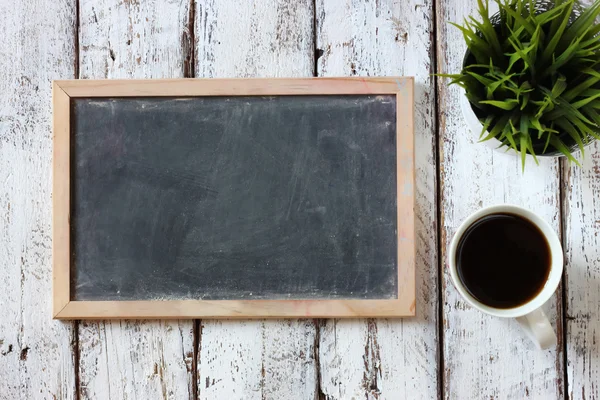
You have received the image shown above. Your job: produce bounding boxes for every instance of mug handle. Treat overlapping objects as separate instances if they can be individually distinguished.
[515,308,557,350]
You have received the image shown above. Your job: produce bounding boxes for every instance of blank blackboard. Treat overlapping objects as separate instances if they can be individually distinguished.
[52,78,415,319]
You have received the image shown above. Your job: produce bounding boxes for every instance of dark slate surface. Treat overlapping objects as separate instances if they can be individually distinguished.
[70,95,398,300]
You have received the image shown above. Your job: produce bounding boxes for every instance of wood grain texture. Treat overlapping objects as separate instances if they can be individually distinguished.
[563,145,600,400]
[316,0,439,398]
[56,76,414,96]
[198,320,317,399]
[560,3,599,396]
[0,0,77,398]
[78,320,194,399]
[77,0,194,398]
[57,299,414,319]
[436,1,564,398]
[195,0,313,79]
[52,84,71,316]
[194,1,318,398]
[79,0,190,80]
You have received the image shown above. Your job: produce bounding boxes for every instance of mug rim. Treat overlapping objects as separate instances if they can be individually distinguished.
[448,204,564,318]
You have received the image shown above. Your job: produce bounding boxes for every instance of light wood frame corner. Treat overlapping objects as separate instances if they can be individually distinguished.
[52,77,416,319]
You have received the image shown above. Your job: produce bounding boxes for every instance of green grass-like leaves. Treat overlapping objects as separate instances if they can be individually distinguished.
[447,0,600,169]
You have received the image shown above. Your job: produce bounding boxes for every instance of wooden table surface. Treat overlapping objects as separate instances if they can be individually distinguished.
[0,0,598,399]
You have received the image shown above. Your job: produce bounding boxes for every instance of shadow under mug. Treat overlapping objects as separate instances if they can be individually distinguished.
[448,204,564,350]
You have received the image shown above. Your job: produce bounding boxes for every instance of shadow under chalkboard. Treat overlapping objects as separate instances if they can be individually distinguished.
[70,95,398,301]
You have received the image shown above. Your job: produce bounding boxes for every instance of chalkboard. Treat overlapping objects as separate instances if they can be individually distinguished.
[52,78,415,319]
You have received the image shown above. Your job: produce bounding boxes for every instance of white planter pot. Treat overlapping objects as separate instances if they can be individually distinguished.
[459,90,505,151]
[458,90,584,157]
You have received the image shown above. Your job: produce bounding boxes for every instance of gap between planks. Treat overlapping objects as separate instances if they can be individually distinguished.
[432,0,444,397]
[73,2,81,400]
[311,0,327,397]
[187,1,199,398]
[559,159,569,398]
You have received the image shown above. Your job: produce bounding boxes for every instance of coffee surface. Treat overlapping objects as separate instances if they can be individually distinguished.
[456,213,551,309]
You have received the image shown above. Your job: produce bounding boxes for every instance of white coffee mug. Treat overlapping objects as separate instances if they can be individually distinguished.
[448,204,564,350]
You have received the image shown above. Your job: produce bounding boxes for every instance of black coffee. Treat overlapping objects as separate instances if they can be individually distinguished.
[455,213,551,309]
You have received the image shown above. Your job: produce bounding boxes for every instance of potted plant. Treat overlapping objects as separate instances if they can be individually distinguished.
[444,0,600,168]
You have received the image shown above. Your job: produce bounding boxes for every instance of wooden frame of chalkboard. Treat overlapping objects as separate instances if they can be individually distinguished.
[52,77,415,319]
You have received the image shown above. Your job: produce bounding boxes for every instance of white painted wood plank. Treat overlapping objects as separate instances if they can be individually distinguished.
[198,320,317,399]
[79,0,191,80]
[437,1,564,398]
[194,1,317,399]
[0,0,77,398]
[77,1,194,399]
[78,320,194,399]
[195,0,314,79]
[316,0,439,398]
[564,145,600,400]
